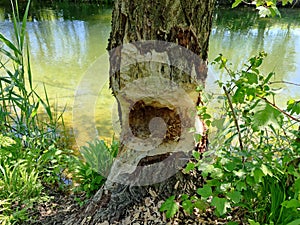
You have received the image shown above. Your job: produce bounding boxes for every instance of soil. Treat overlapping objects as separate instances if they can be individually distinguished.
[28,187,245,225]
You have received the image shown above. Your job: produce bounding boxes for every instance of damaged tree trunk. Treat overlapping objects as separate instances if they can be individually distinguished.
[66,0,215,224]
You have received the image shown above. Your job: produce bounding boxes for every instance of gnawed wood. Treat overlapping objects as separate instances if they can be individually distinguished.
[66,0,215,223]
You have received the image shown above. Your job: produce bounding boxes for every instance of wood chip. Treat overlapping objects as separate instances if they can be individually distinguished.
[144,197,152,207]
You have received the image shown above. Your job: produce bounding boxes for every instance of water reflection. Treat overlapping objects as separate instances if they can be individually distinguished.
[208,7,300,100]
[0,4,299,142]
[28,20,88,65]
[0,3,113,142]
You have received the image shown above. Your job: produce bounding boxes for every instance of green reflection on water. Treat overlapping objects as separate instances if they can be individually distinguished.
[208,7,300,102]
[0,4,299,145]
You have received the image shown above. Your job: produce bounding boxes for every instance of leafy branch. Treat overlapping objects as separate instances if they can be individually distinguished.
[257,95,300,123]
[232,0,294,17]
[162,52,300,224]
[223,86,244,151]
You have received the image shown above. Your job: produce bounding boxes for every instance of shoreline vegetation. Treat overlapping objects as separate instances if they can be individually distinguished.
[0,0,300,7]
[0,0,300,224]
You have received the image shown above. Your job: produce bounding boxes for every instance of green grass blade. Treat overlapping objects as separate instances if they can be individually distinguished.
[0,49,20,64]
[40,84,53,122]
[26,44,32,89]
[20,0,31,49]
[0,75,13,85]
[10,0,20,49]
[0,33,22,57]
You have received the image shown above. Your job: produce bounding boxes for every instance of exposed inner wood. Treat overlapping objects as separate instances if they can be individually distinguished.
[129,100,181,142]
[64,0,215,223]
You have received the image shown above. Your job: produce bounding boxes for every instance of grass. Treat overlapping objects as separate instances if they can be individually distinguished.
[5,1,299,224]
[0,4,119,221]
[0,1,71,224]
[0,0,64,149]
[0,2,119,218]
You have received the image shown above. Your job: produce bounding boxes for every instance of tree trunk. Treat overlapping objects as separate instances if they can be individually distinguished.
[66,0,214,224]
[107,0,214,181]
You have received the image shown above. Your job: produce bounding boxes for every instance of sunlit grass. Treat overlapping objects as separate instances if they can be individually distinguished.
[0,0,65,148]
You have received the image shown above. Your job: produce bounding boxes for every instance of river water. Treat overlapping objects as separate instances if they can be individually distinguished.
[0,3,299,145]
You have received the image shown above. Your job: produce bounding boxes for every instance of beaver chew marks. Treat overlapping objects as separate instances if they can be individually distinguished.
[129,100,181,142]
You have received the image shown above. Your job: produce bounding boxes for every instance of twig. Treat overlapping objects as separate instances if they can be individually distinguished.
[223,64,232,76]
[223,86,244,151]
[269,80,300,87]
[257,95,300,123]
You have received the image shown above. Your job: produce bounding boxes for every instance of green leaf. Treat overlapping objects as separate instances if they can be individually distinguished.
[202,113,212,120]
[192,151,201,160]
[227,222,239,225]
[249,55,264,68]
[244,72,258,84]
[232,0,242,8]
[282,199,300,209]
[287,99,300,115]
[20,0,31,48]
[286,219,300,225]
[181,194,189,201]
[0,33,22,56]
[185,162,195,173]
[211,167,224,179]
[182,199,194,214]
[282,0,293,5]
[211,197,229,216]
[234,169,246,178]
[160,196,179,219]
[202,164,215,177]
[224,161,236,172]
[257,6,272,18]
[248,219,260,225]
[194,133,202,143]
[252,102,281,131]
[261,164,273,177]
[264,72,275,84]
[197,184,212,198]
[253,168,264,183]
[294,178,300,194]
[211,118,225,130]
[55,150,63,155]
[227,191,241,203]
[217,55,228,69]
[232,87,246,103]
[269,5,281,17]
[86,168,92,176]
[0,135,16,147]
[236,181,247,191]
[194,199,207,211]
[196,85,204,92]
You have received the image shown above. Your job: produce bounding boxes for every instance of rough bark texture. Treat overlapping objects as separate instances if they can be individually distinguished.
[107,0,214,179]
[108,0,214,91]
[65,0,215,224]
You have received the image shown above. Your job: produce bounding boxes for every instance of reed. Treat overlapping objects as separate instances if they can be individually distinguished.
[0,3,68,220]
[0,0,64,147]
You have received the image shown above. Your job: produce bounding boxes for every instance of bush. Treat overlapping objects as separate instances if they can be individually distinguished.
[161,52,300,224]
[0,133,74,224]
[71,139,119,201]
[0,2,73,223]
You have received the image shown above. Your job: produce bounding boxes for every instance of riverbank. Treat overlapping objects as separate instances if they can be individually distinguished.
[216,0,300,7]
[1,0,300,7]
[1,2,299,144]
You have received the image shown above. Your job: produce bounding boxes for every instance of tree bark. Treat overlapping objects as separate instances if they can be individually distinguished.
[65,0,215,224]
[107,0,214,183]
